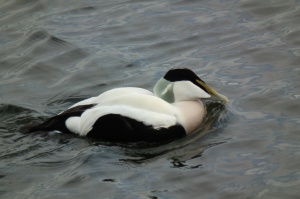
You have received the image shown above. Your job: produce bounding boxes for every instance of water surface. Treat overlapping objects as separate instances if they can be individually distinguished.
[1,0,300,198]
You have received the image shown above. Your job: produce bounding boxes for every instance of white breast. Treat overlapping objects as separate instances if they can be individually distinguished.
[172,101,205,134]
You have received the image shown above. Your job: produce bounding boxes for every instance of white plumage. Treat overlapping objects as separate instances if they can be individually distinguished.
[65,88,181,136]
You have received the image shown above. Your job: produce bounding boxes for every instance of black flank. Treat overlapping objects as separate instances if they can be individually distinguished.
[87,114,186,142]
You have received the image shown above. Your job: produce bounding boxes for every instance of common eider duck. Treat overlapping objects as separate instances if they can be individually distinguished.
[24,68,228,142]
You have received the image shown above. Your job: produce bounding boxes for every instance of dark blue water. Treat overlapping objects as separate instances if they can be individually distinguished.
[1,0,300,198]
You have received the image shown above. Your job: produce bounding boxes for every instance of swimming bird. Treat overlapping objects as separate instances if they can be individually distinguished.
[24,68,228,142]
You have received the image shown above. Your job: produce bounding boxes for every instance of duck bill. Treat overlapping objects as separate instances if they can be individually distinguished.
[196,79,229,103]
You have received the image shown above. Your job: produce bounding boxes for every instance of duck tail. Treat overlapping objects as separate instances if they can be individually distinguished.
[19,118,59,134]
[20,104,96,135]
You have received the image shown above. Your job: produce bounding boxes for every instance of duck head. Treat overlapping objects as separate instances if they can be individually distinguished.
[153,68,229,103]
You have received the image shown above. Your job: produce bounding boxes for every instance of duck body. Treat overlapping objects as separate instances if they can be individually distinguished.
[25,68,228,142]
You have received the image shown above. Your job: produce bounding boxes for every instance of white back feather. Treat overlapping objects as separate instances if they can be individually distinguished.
[70,87,153,108]
[66,105,178,136]
[65,92,183,136]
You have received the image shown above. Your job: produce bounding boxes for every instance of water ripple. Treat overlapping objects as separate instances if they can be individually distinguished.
[1,0,300,198]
